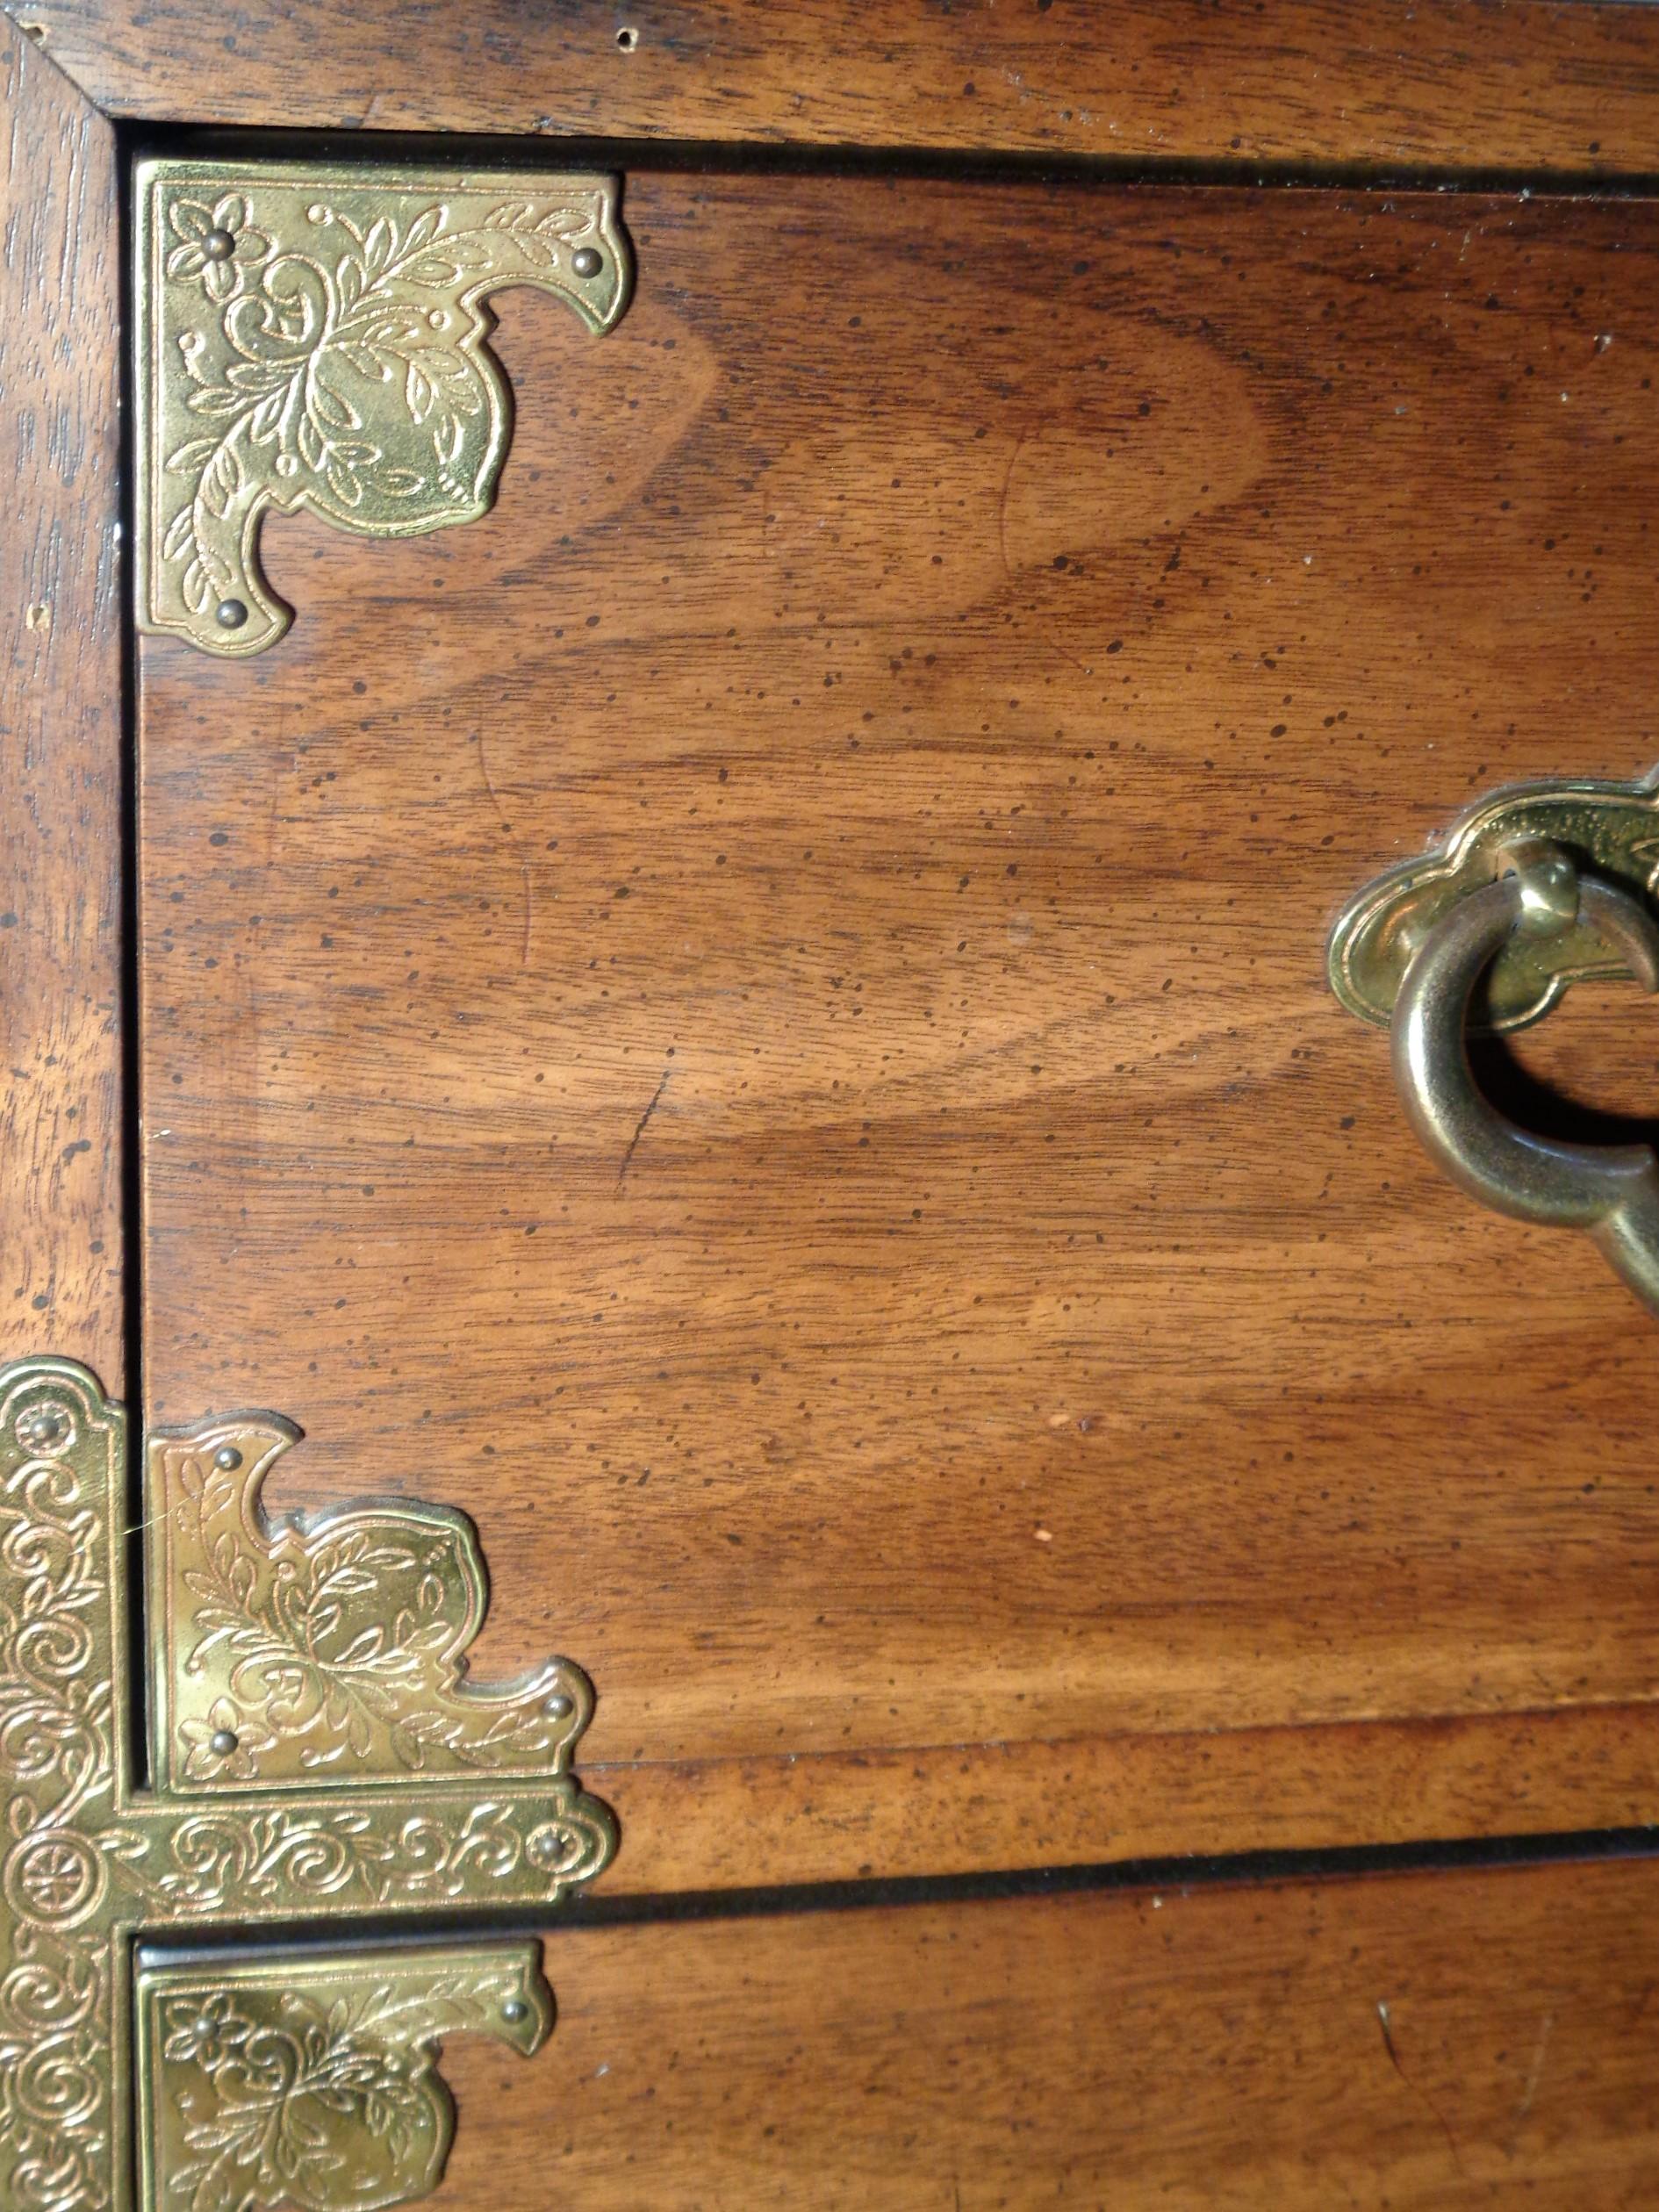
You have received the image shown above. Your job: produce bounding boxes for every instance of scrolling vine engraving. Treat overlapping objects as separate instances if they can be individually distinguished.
[0,1357,614,2212]
[135,162,633,657]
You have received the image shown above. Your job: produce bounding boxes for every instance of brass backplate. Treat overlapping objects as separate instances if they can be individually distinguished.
[1327,770,1659,1033]
[0,1356,614,2212]
[135,1942,551,2212]
[134,159,632,657]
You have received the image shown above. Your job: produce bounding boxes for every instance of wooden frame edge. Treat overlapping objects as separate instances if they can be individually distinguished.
[11,0,1659,176]
[0,15,126,1383]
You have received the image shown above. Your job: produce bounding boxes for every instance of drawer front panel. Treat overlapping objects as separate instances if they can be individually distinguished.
[138,172,1659,1882]
[441,1856,1659,2207]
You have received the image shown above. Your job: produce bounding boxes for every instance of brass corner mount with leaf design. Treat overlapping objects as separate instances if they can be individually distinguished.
[134,158,633,657]
[0,1354,614,2212]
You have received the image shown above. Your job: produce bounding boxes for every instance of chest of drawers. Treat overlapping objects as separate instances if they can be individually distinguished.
[7,5,1659,2203]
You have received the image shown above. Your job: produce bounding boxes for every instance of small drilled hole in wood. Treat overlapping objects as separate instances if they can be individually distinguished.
[615,25,638,49]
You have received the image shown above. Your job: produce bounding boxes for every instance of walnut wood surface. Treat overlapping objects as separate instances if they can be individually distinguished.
[17,0,1659,174]
[440,1856,1659,2205]
[0,23,123,1382]
[599,1701,1659,1893]
[138,171,1659,1885]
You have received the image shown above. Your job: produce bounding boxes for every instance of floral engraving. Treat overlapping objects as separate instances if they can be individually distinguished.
[165,193,273,304]
[140,1945,550,2212]
[150,1420,593,1791]
[0,1357,615,2212]
[137,162,632,657]
[179,1701,274,1786]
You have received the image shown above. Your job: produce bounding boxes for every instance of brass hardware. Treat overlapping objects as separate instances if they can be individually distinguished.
[1326,769,1659,1033]
[134,160,633,657]
[0,1356,614,2212]
[148,1413,595,1793]
[1332,792,1659,1313]
[136,1942,549,2212]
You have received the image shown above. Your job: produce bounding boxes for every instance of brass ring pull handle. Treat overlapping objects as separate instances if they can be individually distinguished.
[1390,842,1659,1311]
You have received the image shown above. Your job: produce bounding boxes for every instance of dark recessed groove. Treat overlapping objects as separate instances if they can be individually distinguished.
[130,1821,1659,1956]
[117,116,1659,203]
[114,119,147,1796]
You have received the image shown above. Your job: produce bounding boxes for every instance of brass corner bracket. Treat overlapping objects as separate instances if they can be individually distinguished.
[0,1355,615,2212]
[134,1942,553,2212]
[134,159,633,658]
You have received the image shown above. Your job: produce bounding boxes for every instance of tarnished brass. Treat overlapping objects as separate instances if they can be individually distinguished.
[134,159,633,657]
[1326,768,1659,1032]
[1332,804,1659,1315]
[0,1357,614,2212]
[136,1943,550,2212]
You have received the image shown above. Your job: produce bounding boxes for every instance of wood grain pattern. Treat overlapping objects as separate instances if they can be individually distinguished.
[139,172,1659,1883]
[441,1855,1659,2205]
[0,22,123,1382]
[592,1700,1659,1894]
[18,0,1659,173]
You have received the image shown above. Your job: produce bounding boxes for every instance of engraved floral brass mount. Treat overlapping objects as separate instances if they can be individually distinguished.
[1329,770,1659,1312]
[134,1944,553,2212]
[135,159,633,657]
[0,1356,615,2212]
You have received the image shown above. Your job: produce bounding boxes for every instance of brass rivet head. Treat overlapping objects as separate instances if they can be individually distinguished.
[202,228,237,261]
[214,599,248,631]
[18,1406,70,1451]
[571,246,603,278]
[500,1998,528,2022]
[542,1692,574,1719]
[209,1728,239,1756]
[213,1445,243,1471]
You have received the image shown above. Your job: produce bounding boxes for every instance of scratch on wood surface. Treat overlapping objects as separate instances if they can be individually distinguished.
[1513,2008,1555,2131]
[616,1068,671,1190]
[476,725,507,822]
[518,855,534,967]
[475,726,535,967]
[1376,2000,1465,2175]
[993,427,1091,679]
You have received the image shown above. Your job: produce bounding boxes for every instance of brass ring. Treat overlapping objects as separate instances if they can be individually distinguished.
[1390,848,1659,1311]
